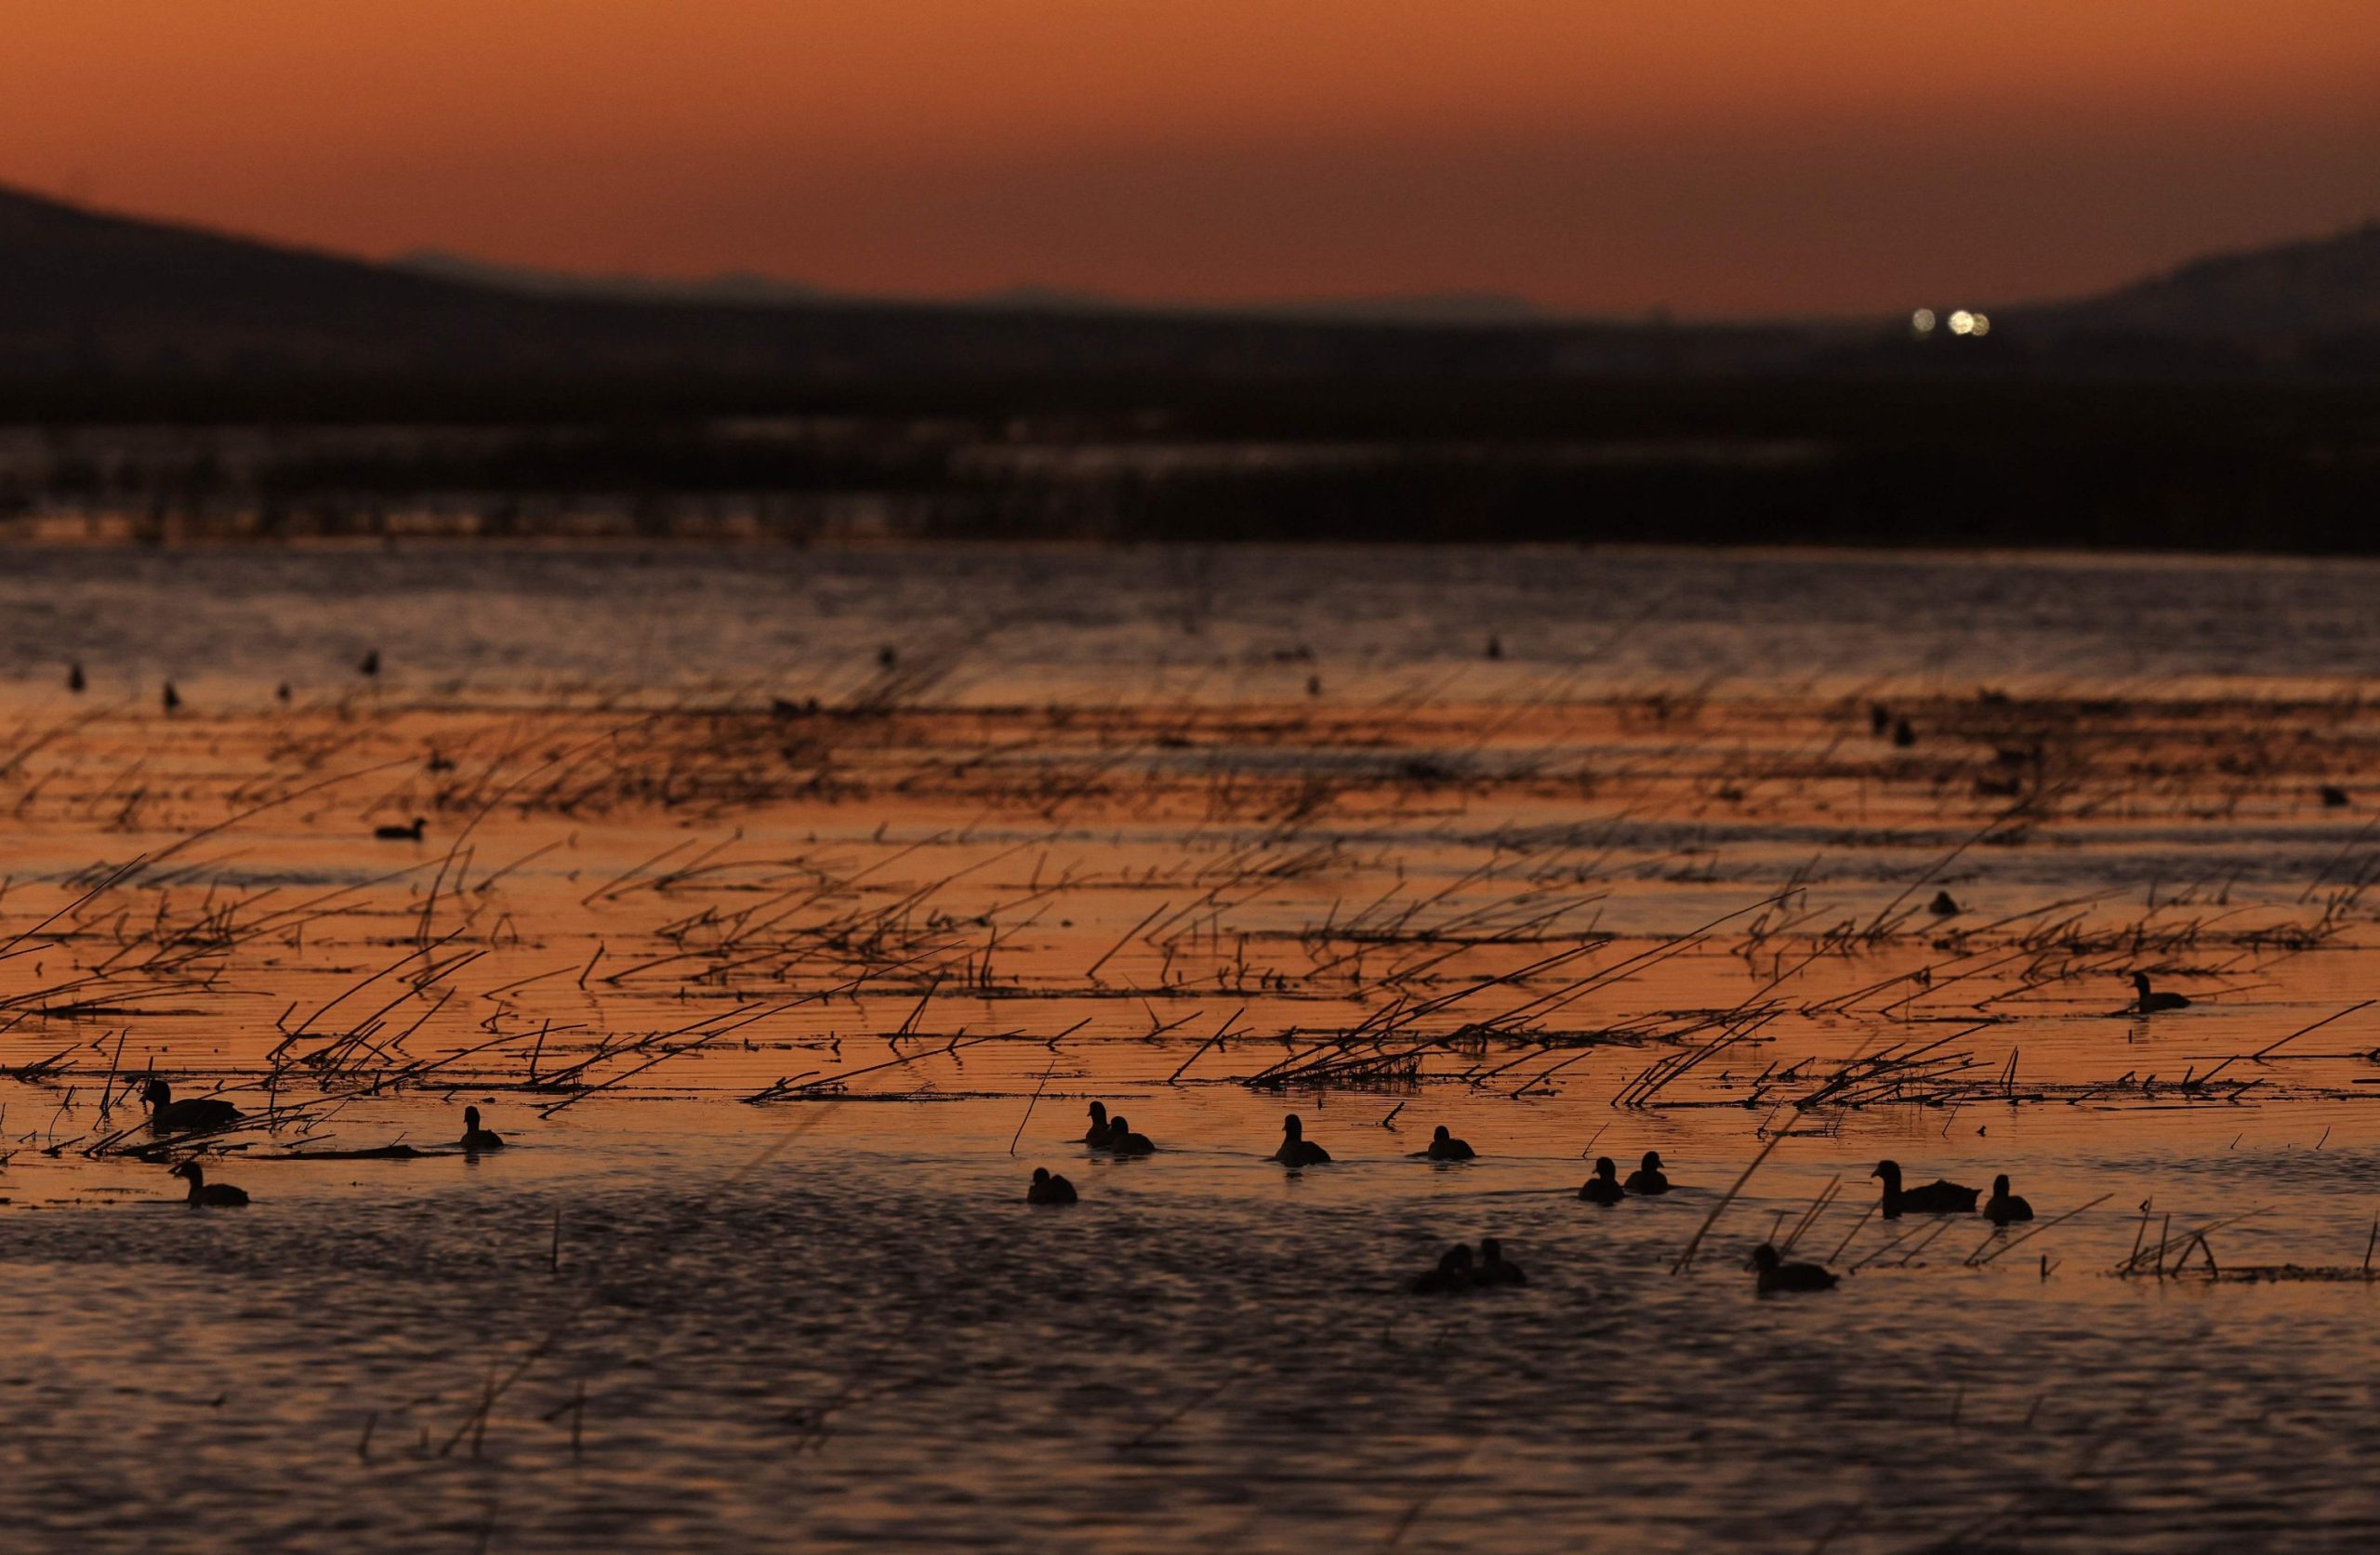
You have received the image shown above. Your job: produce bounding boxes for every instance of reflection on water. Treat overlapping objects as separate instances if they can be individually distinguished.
[0,544,2376,1550]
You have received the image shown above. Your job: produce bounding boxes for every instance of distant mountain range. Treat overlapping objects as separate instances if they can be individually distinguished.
[396,248,1557,325]
[1,179,2375,409]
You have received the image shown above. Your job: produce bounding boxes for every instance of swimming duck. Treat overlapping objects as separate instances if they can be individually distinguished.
[1928,890,1960,916]
[144,1079,243,1134]
[162,680,181,716]
[1751,1244,1837,1294]
[1983,1173,2034,1227]
[1579,1156,1624,1205]
[1026,1166,1078,1206]
[1409,1244,1474,1294]
[1891,717,1916,748]
[1623,1150,1671,1195]
[375,816,427,841]
[459,1106,506,1152]
[1104,1114,1156,1154]
[2130,973,2192,1014]
[1271,1113,1331,1166]
[1871,1159,1979,1218]
[1475,1237,1527,1286]
[1083,1100,1114,1148]
[171,1161,249,1207]
[1422,1125,1475,1162]
[66,661,85,694]
[358,649,380,678]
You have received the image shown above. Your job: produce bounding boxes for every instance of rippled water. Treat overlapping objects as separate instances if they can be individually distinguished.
[3,543,2379,1552]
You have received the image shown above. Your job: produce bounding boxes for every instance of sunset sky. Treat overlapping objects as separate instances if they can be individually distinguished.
[2,0,2374,316]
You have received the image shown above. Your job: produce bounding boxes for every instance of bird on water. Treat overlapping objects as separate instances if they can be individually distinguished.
[1871,1159,1979,1218]
[1083,1100,1114,1148]
[145,1079,243,1134]
[1983,1173,2034,1226]
[162,680,181,715]
[1410,1244,1474,1294]
[1421,1125,1475,1162]
[1026,1166,1078,1206]
[2129,972,2191,1014]
[171,1161,249,1207]
[67,661,85,694]
[1104,1114,1156,1154]
[1579,1156,1624,1205]
[1751,1244,1837,1294]
[1271,1113,1331,1166]
[375,816,427,841]
[1475,1238,1527,1286]
[358,649,380,678]
[459,1106,506,1151]
[1623,1150,1671,1194]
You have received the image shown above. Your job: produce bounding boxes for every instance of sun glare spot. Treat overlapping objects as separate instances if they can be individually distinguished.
[1948,310,1976,336]
[1911,308,1937,336]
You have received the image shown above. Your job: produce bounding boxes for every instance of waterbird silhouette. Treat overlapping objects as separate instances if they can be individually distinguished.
[1475,1237,1527,1286]
[459,1106,506,1152]
[1271,1113,1331,1166]
[2130,972,2191,1013]
[66,661,84,693]
[1026,1166,1078,1206]
[1409,1243,1474,1294]
[1891,717,1916,748]
[358,649,380,677]
[145,1079,242,1133]
[162,680,180,715]
[1869,703,1892,736]
[1751,1244,1837,1294]
[1083,1100,1114,1148]
[275,682,292,703]
[2320,784,2350,809]
[1422,1125,1475,1161]
[1871,1159,1978,1218]
[1580,1156,1624,1205]
[375,816,426,841]
[1486,634,1503,660]
[171,1160,249,1207]
[1104,1114,1156,1154]
[1983,1173,2034,1226]
[877,644,898,669]
[1928,890,1960,916]
[1623,1150,1671,1194]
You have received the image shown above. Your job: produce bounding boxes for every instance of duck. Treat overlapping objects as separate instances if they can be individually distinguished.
[1928,890,1961,916]
[459,1106,506,1151]
[2130,973,2192,1014]
[1409,1243,1474,1294]
[1983,1173,2034,1226]
[171,1161,249,1207]
[1083,1100,1114,1148]
[1623,1150,1671,1195]
[1579,1156,1624,1205]
[1475,1237,1527,1286]
[144,1079,244,1134]
[1891,717,1916,748]
[66,661,85,694]
[1869,703,1893,736]
[358,649,380,678]
[1104,1114,1156,1154]
[375,816,427,842]
[1871,1159,1979,1218]
[162,680,181,716]
[1421,1125,1475,1162]
[1751,1244,1837,1294]
[1026,1166,1078,1206]
[1271,1113,1331,1166]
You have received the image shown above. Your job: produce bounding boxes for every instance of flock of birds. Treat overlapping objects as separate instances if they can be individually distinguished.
[1039,1105,2042,1298]
[144,1079,505,1206]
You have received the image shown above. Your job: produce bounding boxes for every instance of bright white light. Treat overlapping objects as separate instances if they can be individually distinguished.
[1969,311,1991,337]
[1948,310,1976,336]
[1911,308,1937,336]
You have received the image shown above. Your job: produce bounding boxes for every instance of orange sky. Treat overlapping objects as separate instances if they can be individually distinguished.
[2,0,2374,315]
